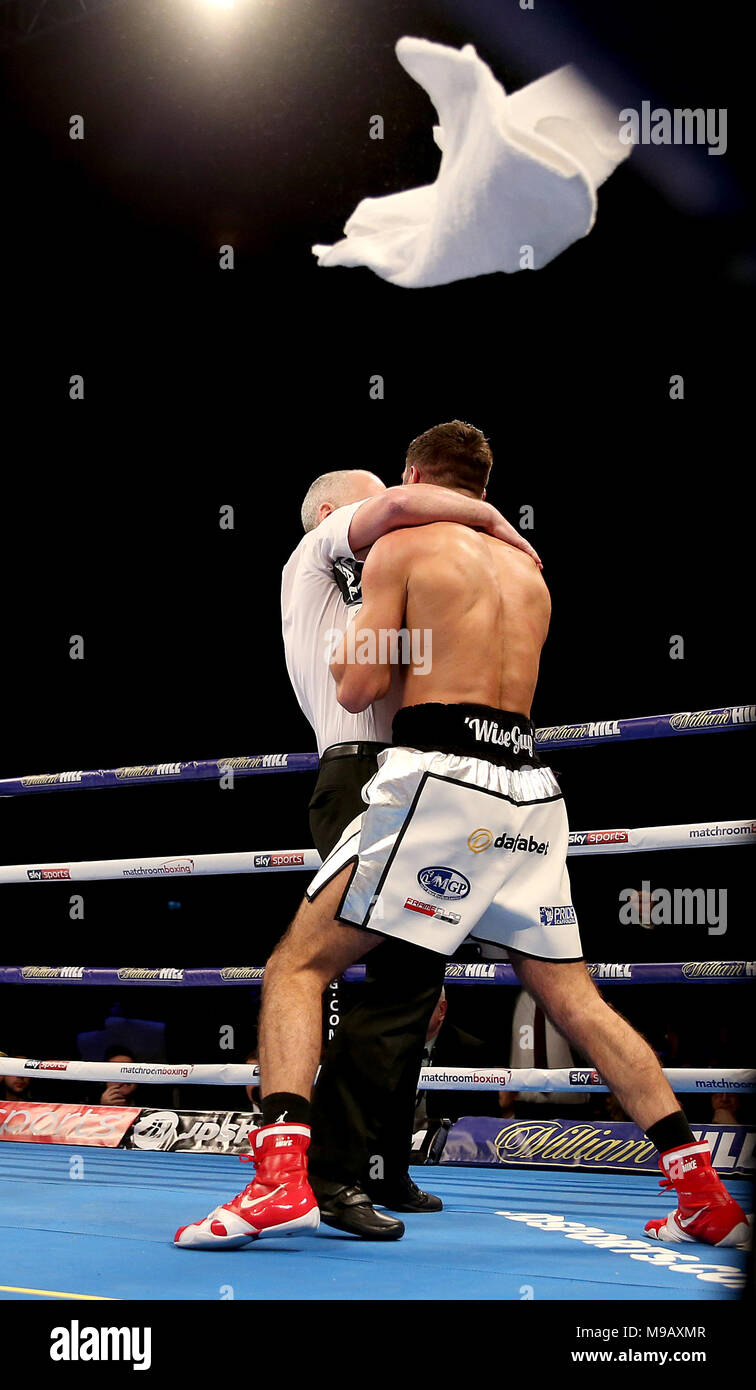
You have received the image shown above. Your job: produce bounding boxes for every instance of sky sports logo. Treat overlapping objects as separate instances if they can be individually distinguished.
[569,831,629,846]
[254,853,305,867]
[27,867,71,880]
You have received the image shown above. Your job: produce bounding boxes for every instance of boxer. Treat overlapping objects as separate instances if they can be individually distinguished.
[176,421,748,1251]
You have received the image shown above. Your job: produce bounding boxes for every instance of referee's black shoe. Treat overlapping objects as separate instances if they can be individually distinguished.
[366,1173,444,1213]
[310,1177,405,1240]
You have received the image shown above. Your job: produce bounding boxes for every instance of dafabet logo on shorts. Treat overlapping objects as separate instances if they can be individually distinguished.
[467,829,550,855]
[467,828,493,853]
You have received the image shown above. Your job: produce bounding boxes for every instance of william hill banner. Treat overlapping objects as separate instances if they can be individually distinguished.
[441,1117,755,1178]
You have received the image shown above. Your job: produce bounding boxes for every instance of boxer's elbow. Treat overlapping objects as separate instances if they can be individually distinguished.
[336,666,390,713]
[337,685,370,714]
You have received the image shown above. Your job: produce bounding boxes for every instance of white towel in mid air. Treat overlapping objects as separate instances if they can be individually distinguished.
[312,36,631,288]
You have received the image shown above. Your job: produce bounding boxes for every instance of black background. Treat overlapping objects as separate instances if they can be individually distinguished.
[1,0,753,1077]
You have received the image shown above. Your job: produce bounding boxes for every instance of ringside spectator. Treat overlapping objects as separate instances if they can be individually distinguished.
[414,990,499,1126]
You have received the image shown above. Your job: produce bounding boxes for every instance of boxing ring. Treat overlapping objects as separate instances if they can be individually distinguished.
[0,705,753,1302]
[1,1148,750,1302]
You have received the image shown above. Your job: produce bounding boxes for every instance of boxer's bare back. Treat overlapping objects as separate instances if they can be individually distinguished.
[335,522,551,717]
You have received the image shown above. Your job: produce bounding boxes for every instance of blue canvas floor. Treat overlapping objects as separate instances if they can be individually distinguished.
[0,1145,750,1301]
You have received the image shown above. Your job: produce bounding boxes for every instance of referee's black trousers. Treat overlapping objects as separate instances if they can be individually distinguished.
[306,746,447,1194]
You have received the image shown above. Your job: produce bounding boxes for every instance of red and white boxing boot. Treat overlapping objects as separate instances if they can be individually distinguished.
[174,1122,320,1249]
[645,1141,750,1247]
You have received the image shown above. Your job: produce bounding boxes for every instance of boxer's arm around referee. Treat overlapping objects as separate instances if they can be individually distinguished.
[281,463,534,1236]
[346,482,542,566]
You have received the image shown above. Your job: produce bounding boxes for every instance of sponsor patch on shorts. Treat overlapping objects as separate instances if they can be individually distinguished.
[404,897,461,926]
[539,905,577,926]
[417,866,470,900]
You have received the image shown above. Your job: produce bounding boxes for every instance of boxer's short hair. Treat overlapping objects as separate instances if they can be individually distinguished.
[404,420,493,496]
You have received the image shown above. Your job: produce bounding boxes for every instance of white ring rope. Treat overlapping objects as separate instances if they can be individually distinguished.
[1,817,753,885]
[2,1058,753,1093]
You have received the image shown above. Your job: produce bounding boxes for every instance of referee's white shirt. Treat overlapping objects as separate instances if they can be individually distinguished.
[281,499,400,757]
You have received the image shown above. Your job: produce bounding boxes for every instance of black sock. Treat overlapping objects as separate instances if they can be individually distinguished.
[646,1110,695,1156]
[261,1092,312,1127]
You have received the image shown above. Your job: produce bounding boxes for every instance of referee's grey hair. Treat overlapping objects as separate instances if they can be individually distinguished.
[300,471,358,533]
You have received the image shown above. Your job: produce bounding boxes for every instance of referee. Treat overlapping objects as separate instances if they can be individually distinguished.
[281,453,539,1238]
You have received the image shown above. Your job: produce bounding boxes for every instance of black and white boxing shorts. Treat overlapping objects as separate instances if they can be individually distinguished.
[306,703,583,961]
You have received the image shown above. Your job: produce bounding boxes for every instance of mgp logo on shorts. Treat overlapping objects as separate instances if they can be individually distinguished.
[417,867,470,900]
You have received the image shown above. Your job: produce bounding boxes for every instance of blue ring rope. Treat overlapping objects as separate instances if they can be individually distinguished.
[0,704,753,796]
[0,962,752,987]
